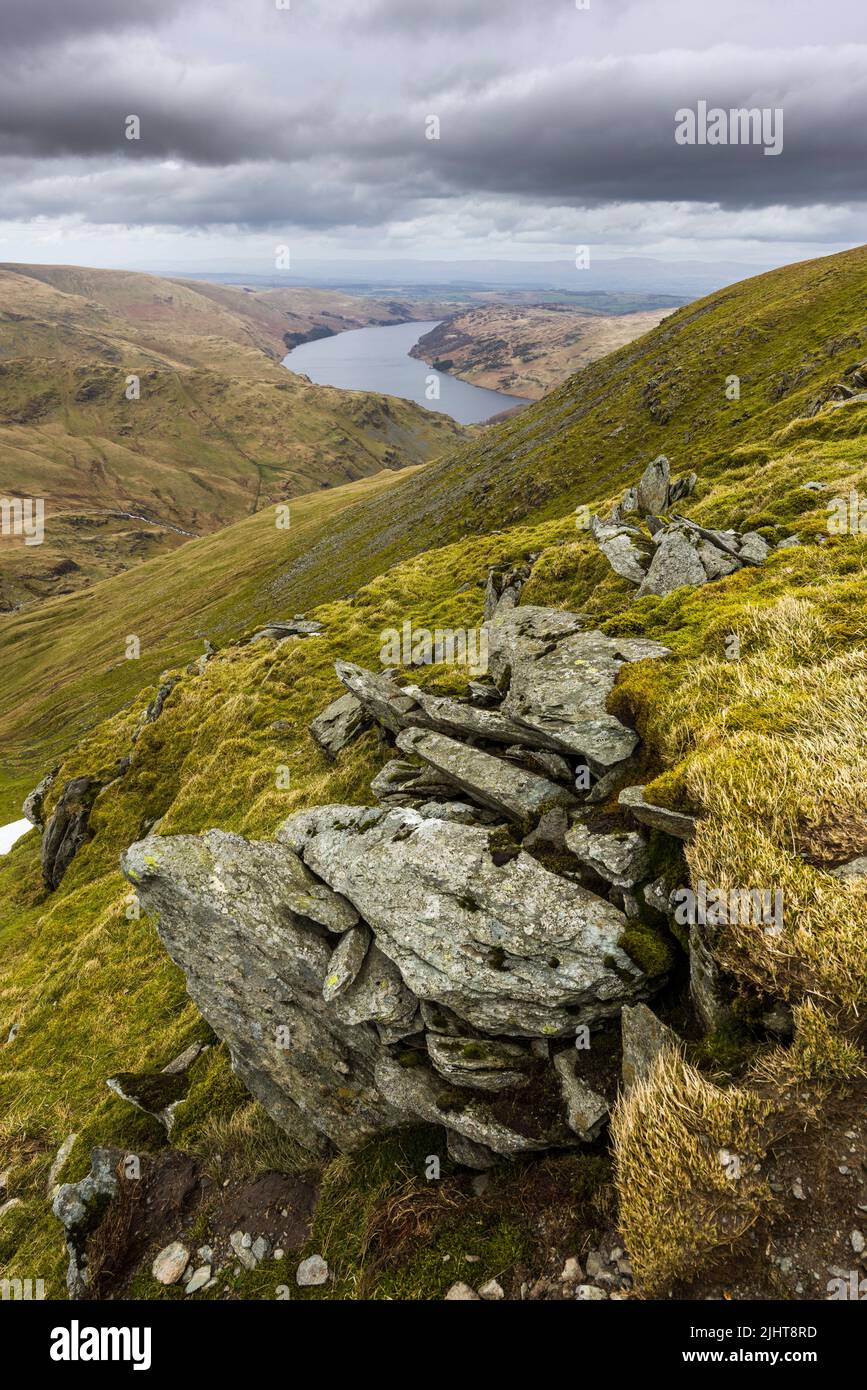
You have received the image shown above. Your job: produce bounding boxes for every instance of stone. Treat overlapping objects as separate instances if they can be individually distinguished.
[637,527,708,598]
[22,766,58,829]
[370,759,456,805]
[332,942,418,1036]
[487,608,671,773]
[561,1257,582,1283]
[375,1055,570,1156]
[296,1254,329,1286]
[831,856,867,884]
[621,1003,679,1091]
[309,691,371,759]
[41,775,103,890]
[281,804,652,1037]
[688,922,733,1031]
[426,1034,532,1092]
[565,823,651,889]
[396,726,574,830]
[445,1282,480,1300]
[642,875,672,916]
[851,1230,865,1255]
[636,456,671,515]
[666,471,697,506]
[322,924,372,1003]
[447,1132,498,1170]
[737,531,771,564]
[229,1231,258,1270]
[576,1284,608,1300]
[696,539,742,580]
[250,618,324,642]
[618,785,697,841]
[552,1051,608,1140]
[52,1147,123,1298]
[185,1265,211,1294]
[478,1278,505,1300]
[152,1241,190,1285]
[252,1236,271,1262]
[590,515,649,584]
[107,1070,189,1130]
[776,534,802,549]
[122,830,401,1152]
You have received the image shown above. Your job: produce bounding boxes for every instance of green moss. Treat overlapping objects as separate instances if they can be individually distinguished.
[621,922,678,978]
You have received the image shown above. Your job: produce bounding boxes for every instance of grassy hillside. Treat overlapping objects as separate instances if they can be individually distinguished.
[1,245,865,1300]
[0,265,465,606]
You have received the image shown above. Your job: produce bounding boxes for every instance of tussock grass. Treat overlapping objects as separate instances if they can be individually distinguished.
[611,1049,777,1295]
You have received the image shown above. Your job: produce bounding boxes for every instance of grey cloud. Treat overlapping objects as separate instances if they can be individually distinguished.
[0,0,185,49]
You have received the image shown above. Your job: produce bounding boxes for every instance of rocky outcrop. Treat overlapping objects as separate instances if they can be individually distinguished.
[41,775,103,889]
[589,459,783,598]
[22,766,58,830]
[120,599,690,1163]
[309,691,371,759]
[52,1148,123,1297]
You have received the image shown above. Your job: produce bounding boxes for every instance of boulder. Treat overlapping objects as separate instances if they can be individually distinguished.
[487,608,670,773]
[552,1051,608,1140]
[621,1003,679,1091]
[395,726,575,829]
[309,691,371,759]
[250,618,324,642]
[637,527,708,598]
[565,824,651,889]
[831,855,867,884]
[121,830,399,1151]
[618,785,697,841]
[322,924,371,1002]
[279,804,652,1037]
[41,775,103,890]
[636,456,671,515]
[590,515,649,584]
[52,1147,123,1297]
[737,531,771,564]
[22,766,58,830]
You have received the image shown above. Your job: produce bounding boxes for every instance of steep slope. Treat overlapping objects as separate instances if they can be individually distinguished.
[0,265,465,605]
[1,245,865,1301]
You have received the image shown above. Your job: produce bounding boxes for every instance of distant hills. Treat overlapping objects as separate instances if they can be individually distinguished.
[0,264,465,608]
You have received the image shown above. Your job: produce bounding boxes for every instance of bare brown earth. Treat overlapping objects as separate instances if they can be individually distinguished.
[411,303,674,399]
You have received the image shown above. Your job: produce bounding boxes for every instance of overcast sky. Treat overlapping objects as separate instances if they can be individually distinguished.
[0,0,864,273]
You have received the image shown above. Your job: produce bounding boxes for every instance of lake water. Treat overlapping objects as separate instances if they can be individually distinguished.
[282,320,529,425]
[0,819,31,854]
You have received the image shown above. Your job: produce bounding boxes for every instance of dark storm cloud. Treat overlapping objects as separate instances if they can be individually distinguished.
[0,0,865,242]
[0,0,185,49]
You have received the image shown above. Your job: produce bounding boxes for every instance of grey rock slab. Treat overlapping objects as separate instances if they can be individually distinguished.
[737,531,771,564]
[618,785,697,841]
[621,1003,679,1091]
[369,758,456,805]
[280,804,651,1037]
[121,830,404,1151]
[22,766,58,829]
[309,691,371,759]
[426,1034,532,1092]
[322,924,371,1002]
[598,532,650,585]
[565,824,651,889]
[331,942,418,1033]
[186,1265,212,1295]
[697,539,742,580]
[552,1051,609,1140]
[375,1056,560,1156]
[636,455,671,515]
[395,726,574,829]
[637,527,708,598]
[493,624,671,773]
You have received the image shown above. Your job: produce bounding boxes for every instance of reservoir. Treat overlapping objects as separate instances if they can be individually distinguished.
[282,320,529,426]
